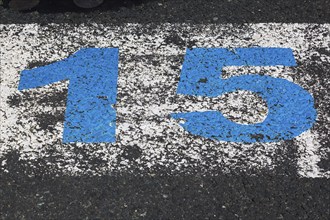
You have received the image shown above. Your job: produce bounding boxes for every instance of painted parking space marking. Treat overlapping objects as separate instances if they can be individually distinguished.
[0,23,329,177]
[18,48,119,143]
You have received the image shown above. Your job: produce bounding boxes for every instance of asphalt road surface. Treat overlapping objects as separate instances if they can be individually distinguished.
[1,1,330,219]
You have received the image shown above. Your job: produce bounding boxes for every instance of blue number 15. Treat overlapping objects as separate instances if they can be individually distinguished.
[19,47,316,143]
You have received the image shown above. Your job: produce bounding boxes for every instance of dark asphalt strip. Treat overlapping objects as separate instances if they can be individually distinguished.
[1,0,330,24]
[1,1,330,219]
[1,157,329,219]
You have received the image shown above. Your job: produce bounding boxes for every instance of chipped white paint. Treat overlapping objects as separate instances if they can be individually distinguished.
[0,23,329,178]
[296,131,330,178]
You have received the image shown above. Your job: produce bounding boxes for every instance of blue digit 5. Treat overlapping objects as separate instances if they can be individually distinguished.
[171,48,317,143]
[18,48,119,143]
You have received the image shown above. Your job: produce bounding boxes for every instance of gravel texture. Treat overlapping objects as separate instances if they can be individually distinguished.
[0,1,330,219]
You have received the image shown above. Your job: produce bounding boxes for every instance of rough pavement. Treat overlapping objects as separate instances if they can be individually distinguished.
[1,1,330,219]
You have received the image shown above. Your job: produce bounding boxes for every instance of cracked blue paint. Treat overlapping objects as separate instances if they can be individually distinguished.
[171,48,317,143]
[18,48,119,143]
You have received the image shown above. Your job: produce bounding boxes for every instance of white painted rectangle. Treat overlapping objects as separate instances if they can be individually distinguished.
[0,23,329,177]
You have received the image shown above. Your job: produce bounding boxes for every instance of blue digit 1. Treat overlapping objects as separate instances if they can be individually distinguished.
[18,48,119,143]
[171,48,317,143]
